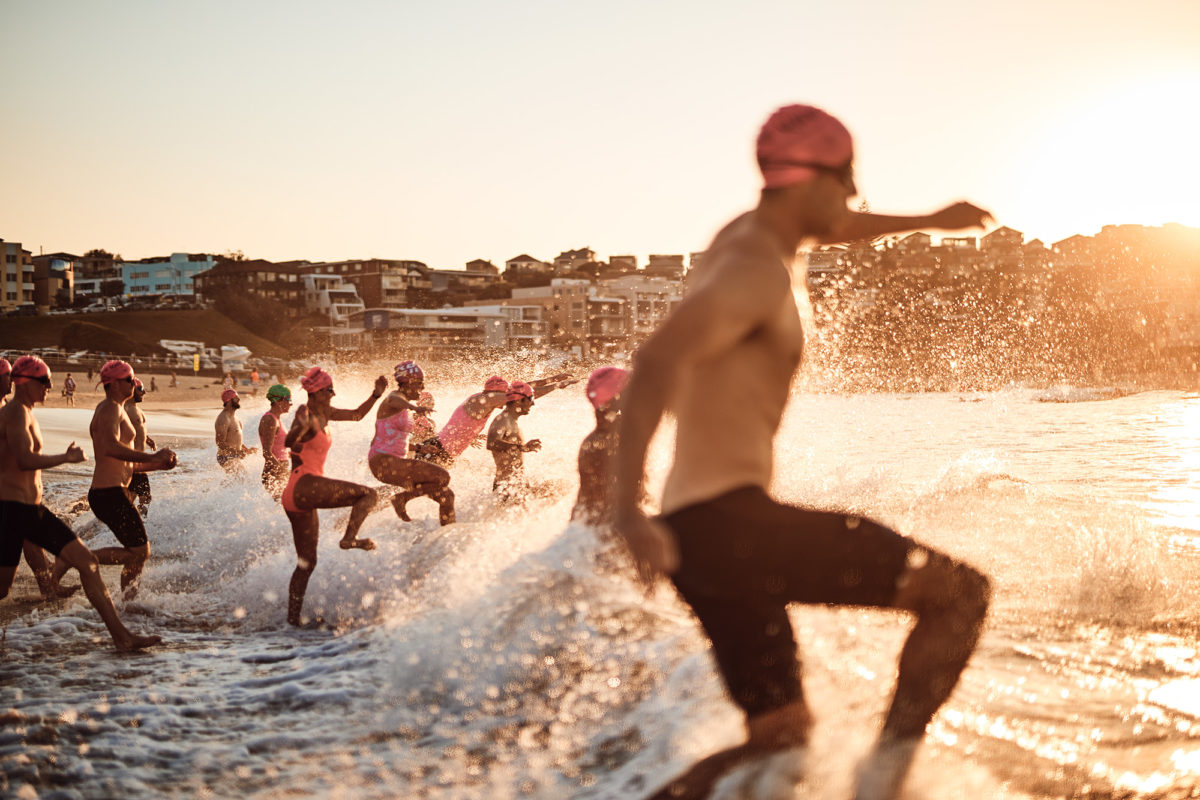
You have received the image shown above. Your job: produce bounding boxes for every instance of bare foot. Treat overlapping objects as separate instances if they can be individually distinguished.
[339,538,377,551]
[391,495,412,521]
[289,617,331,630]
[115,633,163,651]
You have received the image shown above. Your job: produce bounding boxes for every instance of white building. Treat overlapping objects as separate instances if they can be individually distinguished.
[303,274,365,324]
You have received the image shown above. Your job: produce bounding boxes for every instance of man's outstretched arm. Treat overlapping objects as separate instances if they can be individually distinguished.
[817,202,992,244]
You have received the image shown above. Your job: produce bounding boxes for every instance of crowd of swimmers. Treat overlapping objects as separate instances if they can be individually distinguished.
[0,352,625,635]
[2,104,999,799]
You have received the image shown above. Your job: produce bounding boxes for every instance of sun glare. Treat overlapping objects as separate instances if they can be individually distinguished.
[1022,71,1200,237]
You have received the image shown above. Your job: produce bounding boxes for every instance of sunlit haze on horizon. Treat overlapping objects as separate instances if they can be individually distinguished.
[2,0,1198,266]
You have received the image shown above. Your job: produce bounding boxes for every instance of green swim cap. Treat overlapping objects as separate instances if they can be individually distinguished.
[266,384,291,402]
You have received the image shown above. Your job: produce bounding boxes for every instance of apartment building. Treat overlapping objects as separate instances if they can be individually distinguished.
[31,253,76,310]
[192,259,310,313]
[599,273,681,341]
[121,253,215,299]
[300,259,430,309]
[1,239,34,312]
[303,274,365,324]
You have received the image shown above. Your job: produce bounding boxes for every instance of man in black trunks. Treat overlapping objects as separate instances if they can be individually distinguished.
[0,356,160,649]
[614,104,993,799]
[124,377,154,516]
[81,360,177,599]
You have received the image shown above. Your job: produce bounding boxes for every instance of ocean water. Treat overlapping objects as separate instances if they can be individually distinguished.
[3,378,1200,799]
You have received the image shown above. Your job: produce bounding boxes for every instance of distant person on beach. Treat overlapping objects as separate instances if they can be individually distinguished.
[81,360,177,599]
[369,361,455,525]
[0,356,161,650]
[281,366,387,627]
[614,104,993,800]
[258,383,293,499]
[215,389,257,471]
[571,366,628,528]
[222,372,234,391]
[150,375,157,392]
[124,378,155,517]
[249,368,260,395]
[169,371,178,389]
[486,381,542,504]
[415,373,574,467]
[62,374,76,407]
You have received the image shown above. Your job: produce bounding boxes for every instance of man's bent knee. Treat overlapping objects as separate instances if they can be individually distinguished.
[893,549,990,619]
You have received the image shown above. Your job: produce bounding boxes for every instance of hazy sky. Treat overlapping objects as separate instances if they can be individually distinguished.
[2,0,1198,267]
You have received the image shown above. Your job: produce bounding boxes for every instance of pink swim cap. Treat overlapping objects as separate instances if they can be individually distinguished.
[301,367,333,393]
[506,380,533,403]
[484,375,508,393]
[394,360,423,383]
[586,366,629,410]
[12,355,51,385]
[100,360,134,385]
[221,388,239,404]
[417,390,435,411]
[0,358,10,377]
[756,104,854,190]
[133,377,144,391]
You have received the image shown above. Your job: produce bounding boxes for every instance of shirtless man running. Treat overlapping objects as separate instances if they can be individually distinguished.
[83,360,177,598]
[0,356,160,650]
[615,104,992,800]
[571,366,629,528]
[124,378,154,516]
[215,389,256,471]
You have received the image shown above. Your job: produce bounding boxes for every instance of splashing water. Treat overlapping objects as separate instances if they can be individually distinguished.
[3,374,1200,798]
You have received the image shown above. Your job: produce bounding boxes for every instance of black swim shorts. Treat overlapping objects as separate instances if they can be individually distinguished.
[87,486,148,549]
[660,485,914,717]
[128,472,152,506]
[0,500,78,568]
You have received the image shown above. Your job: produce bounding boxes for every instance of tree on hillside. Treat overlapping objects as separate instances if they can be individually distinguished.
[207,286,292,344]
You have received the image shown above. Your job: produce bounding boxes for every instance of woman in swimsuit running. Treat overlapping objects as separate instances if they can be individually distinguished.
[280,366,387,626]
[369,361,455,525]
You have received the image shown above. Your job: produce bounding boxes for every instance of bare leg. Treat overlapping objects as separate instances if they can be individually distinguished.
[286,509,319,626]
[56,541,160,650]
[854,550,991,800]
[370,455,454,526]
[90,543,149,598]
[0,565,16,599]
[21,542,79,599]
[292,474,379,550]
[649,702,813,799]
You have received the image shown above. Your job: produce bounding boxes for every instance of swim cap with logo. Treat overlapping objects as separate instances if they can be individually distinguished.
[267,384,292,403]
[756,104,854,190]
[394,360,423,383]
[100,359,134,384]
[12,355,51,386]
[301,367,333,393]
[586,366,629,410]
[221,389,239,404]
[484,375,509,393]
